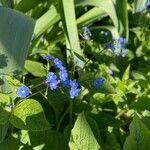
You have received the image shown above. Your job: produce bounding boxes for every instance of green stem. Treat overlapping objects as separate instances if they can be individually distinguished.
[69,100,73,127]
[56,106,70,131]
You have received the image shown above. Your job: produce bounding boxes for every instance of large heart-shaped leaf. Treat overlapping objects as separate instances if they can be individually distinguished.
[10,99,50,131]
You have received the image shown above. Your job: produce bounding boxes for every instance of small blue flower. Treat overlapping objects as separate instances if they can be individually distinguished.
[46,72,57,82]
[93,77,105,88]
[111,36,127,57]
[104,42,111,49]
[54,58,63,68]
[70,79,78,88]
[16,86,29,98]
[42,55,54,61]
[61,79,69,87]
[82,26,92,40]
[121,48,126,58]
[59,69,68,81]
[70,87,80,99]
[49,79,58,90]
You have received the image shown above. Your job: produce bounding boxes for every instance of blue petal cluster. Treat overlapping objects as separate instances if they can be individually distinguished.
[70,79,79,99]
[113,37,126,57]
[93,77,105,88]
[82,26,92,40]
[16,86,29,98]
[59,69,68,81]
[105,36,127,57]
[54,58,63,68]
[42,55,54,61]
[46,72,58,90]
[43,55,80,98]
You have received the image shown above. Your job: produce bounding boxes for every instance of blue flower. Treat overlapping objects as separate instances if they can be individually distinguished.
[93,77,105,88]
[70,87,80,99]
[46,72,57,82]
[82,26,92,40]
[121,48,126,58]
[54,58,63,68]
[49,79,58,90]
[16,86,29,98]
[70,79,78,89]
[61,79,69,87]
[146,0,150,9]
[42,55,54,61]
[104,42,111,49]
[59,69,68,81]
[112,36,127,57]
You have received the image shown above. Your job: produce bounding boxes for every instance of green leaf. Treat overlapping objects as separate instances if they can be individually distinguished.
[69,112,101,150]
[0,93,11,124]
[0,7,34,93]
[122,65,130,82]
[33,6,60,39]
[29,130,69,150]
[134,0,147,13]
[24,60,46,77]
[75,0,118,32]
[123,114,150,150]
[115,0,129,39]
[15,0,47,12]
[0,130,31,150]
[10,99,50,131]
[0,123,9,143]
[77,7,107,27]
[80,72,116,94]
[59,0,83,58]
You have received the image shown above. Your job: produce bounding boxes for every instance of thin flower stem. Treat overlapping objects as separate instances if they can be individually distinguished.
[30,82,46,90]
[69,100,73,127]
[56,106,70,131]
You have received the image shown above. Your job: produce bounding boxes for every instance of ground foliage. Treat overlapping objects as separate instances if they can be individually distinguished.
[0,0,150,149]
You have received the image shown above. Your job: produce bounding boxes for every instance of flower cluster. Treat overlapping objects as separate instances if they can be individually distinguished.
[82,26,92,40]
[105,36,127,57]
[93,77,105,88]
[70,79,80,99]
[44,55,79,99]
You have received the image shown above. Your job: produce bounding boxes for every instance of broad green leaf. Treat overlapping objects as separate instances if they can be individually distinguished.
[115,0,129,39]
[69,113,101,150]
[103,131,121,150]
[0,123,9,143]
[25,60,46,77]
[134,0,147,13]
[59,0,83,58]
[130,96,150,111]
[123,114,150,150]
[10,99,50,131]
[33,6,60,39]
[75,0,118,32]
[0,130,31,150]
[0,7,34,93]
[29,130,69,150]
[0,93,11,124]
